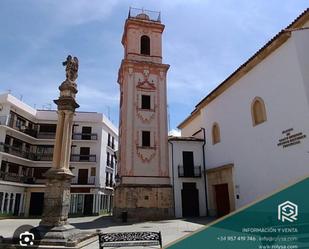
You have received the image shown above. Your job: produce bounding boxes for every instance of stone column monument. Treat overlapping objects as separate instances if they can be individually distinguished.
[33,56,95,246]
[40,55,79,227]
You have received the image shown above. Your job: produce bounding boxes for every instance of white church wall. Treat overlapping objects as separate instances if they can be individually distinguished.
[293,28,309,107]
[181,113,202,137]
[201,33,309,209]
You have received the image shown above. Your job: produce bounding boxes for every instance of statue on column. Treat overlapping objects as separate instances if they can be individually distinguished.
[63,55,79,82]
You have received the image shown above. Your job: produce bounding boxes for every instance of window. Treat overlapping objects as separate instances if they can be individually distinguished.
[112,136,115,149]
[80,147,90,161]
[33,167,48,179]
[182,151,194,177]
[106,152,110,166]
[80,147,90,155]
[142,131,151,147]
[39,124,56,133]
[140,35,150,55]
[108,133,111,147]
[0,161,6,172]
[111,155,114,168]
[212,123,220,145]
[91,167,96,176]
[141,95,151,109]
[82,126,92,140]
[251,97,267,126]
[105,172,109,185]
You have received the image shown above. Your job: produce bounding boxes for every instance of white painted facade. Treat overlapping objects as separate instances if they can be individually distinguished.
[168,137,207,218]
[177,13,309,216]
[0,93,118,216]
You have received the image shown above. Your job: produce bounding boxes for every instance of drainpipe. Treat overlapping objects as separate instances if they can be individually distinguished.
[201,128,208,216]
[168,140,176,217]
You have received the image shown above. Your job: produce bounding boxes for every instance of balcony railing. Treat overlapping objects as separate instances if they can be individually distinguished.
[71,177,95,185]
[0,171,36,184]
[72,133,98,140]
[36,132,56,139]
[0,144,99,163]
[7,119,39,138]
[178,166,202,178]
[70,154,96,162]
[0,143,53,161]
[0,143,35,160]
[34,153,53,161]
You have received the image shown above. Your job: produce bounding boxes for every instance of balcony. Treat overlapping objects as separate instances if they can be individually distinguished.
[0,144,98,163]
[0,143,53,161]
[0,115,57,139]
[72,133,98,140]
[0,143,35,160]
[70,154,96,162]
[7,118,39,138]
[0,171,36,184]
[178,166,202,178]
[71,177,95,185]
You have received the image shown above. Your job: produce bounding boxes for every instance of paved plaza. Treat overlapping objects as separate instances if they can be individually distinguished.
[0,216,214,248]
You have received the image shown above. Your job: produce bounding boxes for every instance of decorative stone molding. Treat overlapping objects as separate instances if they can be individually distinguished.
[136,147,156,163]
[136,79,156,91]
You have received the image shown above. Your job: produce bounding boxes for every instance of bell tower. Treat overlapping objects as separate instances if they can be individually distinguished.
[114,8,173,220]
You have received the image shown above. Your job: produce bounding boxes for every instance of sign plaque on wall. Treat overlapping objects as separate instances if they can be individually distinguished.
[277,128,306,148]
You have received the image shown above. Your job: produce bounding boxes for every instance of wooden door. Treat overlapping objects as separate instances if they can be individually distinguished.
[78,169,88,184]
[83,194,93,215]
[214,183,230,217]
[29,192,44,216]
[181,182,199,217]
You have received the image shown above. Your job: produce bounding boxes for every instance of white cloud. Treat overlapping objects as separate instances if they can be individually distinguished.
[168,129,181,137]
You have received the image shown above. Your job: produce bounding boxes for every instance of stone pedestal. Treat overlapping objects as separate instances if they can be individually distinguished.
[30,170,96,247]
[114,184,174,221]
[40,169,73,227]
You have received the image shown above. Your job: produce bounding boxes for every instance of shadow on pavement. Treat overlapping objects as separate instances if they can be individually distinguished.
[71,216,133,230]
[71,216,216,231]
[182,216,217,226]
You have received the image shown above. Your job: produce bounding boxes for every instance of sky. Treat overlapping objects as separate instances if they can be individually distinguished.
[0,1,308,133]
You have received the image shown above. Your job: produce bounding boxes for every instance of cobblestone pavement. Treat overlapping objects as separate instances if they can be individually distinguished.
[0,216,214,248]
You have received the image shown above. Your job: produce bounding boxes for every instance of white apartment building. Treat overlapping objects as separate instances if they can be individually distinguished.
[171,9,309,218]
[0,93,118,217]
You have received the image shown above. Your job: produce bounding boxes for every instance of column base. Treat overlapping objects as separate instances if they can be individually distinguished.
[114,184,174,221]
[31,224,97,247]
[0,225,98,248]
